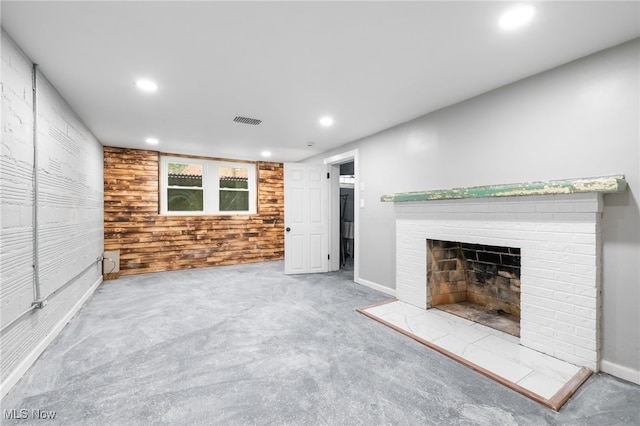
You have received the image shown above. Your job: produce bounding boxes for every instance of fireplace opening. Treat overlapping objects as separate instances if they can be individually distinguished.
[427,239,521,337]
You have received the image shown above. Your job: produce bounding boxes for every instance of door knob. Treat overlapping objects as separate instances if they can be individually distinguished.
[286,227,291,232]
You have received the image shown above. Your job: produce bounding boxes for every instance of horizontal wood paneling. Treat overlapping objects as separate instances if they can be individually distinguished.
[104,147,284,276]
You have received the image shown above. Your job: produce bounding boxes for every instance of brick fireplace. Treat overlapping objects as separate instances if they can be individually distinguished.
[383,176,627,372]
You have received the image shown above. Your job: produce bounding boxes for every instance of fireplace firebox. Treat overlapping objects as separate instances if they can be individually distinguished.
[427,239,521,336]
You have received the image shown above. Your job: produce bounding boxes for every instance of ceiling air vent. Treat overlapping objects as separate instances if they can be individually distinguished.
[233,116,262,126]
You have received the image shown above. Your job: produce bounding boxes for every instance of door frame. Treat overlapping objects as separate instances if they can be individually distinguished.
[324,149,359,282]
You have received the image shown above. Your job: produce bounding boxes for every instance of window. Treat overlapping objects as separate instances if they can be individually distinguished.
[167,161,204,212]
[219,166,249,211]
[161,156,256,215]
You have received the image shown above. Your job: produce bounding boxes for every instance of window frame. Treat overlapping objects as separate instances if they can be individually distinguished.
[160,155,257,215]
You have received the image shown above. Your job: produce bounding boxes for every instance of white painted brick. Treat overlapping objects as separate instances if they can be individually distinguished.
[570,233,599,244]
[573,346,599,364]
[573,243,597,255]
[527,223,560,236]
[573,201,602,213]
[553,272,594,287]
[532,241,575,253]
[520,316,554,329]
[525,330,576,355]
[551,320,577,336]
[520,301,555,319]
[564,253,597,266]
[526,267,557,284]
[570,284,598,299]
[576,324,598,340]
[526,257,575,273]
[554,348,596,371]
[574,264,597,277]
[536,201,578,213]
[572,305,598,320]
[551,231,596,244]
[523,277,574,294]
[527,248,574,262]
[515,212,555,222]
[523,285,554,299]
[555,311,595,329]
[1,60,31,101]
[554,213,598,224]
[562,294,597,310]
[558,314,597,332]
[1,30,103,389]
[394,191,601,369]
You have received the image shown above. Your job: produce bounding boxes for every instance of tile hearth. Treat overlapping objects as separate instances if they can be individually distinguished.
[358,300,591,410]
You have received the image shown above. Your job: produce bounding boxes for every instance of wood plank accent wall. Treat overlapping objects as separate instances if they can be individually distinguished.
[104,147,284,276]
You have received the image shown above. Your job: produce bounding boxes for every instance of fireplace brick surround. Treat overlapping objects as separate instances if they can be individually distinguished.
[385,176,627,372]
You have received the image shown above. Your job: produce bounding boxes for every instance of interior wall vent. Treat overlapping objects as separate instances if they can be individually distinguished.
[233,116,262,125]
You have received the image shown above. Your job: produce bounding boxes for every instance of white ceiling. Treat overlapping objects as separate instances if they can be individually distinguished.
[2,1,639,163]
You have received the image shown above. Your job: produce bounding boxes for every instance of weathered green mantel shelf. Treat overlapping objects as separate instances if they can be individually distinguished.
[380,175,627,203]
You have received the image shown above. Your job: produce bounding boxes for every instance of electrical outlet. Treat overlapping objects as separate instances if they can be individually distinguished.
[103,250,120,274]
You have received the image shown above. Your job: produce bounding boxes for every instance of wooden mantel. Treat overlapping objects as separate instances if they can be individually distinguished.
[381,175,627,203]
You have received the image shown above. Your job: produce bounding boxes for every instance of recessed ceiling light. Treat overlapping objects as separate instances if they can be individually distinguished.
[145,137,159,145]
[135,79,158,92]
[319,116,334,127]
[261,150,272,158]
[499,5,535,30]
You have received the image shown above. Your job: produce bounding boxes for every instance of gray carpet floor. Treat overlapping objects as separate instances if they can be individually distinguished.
[2,260,639,425]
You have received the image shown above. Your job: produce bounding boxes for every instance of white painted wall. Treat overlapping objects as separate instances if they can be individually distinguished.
[306,39,639,382]
[1,30,104,397]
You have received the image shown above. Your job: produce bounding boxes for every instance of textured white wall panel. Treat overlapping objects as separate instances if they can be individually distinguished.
[1,30,104,396]
[34,71,104,297]
[1,30,34,327]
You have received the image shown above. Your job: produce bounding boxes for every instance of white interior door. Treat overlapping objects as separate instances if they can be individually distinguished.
[284,163,329,274]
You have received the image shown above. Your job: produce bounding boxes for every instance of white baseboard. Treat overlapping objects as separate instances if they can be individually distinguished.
[355,276,396,297]
[0,276,103,400]
[600,359,640,385]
